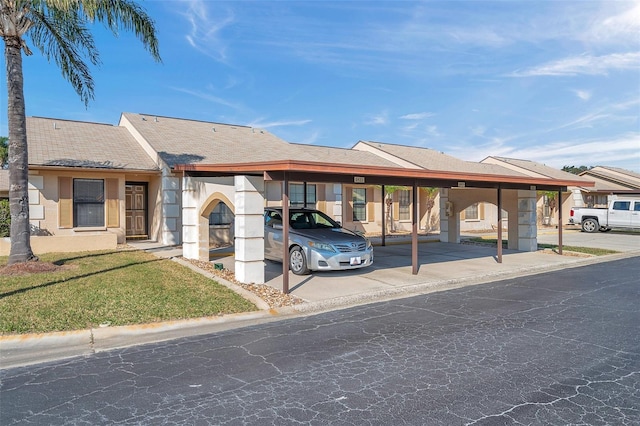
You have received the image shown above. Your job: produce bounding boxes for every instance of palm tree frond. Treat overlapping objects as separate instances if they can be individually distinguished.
[28,5,97,105]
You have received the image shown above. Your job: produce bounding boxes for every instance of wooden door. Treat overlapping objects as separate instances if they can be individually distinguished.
[125,183,147,237]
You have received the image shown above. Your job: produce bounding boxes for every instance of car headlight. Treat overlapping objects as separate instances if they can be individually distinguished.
[366,239,372,250]
[308,241,336,252]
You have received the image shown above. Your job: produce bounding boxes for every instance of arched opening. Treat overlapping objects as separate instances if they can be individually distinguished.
[199,192,236,250]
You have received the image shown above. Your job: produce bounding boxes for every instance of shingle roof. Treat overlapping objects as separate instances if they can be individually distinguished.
[355,141,526,176]
[482,156,594,183]
[581,166,640,189]
[27,117,159,171]
[120,113,402,169]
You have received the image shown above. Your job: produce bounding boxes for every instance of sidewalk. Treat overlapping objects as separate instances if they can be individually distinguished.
[2,238,638,369]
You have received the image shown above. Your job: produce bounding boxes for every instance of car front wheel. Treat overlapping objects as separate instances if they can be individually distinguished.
[289,246,310,275]
[581,218,599,233]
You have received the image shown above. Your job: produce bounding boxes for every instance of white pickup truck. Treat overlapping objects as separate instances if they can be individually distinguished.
[569,199,640,233]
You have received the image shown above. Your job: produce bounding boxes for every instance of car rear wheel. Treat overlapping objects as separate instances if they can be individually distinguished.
[581,218,599,233]
[289,246,310,275]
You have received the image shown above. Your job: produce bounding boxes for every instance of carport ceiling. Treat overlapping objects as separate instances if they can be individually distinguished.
[174,160,593,191]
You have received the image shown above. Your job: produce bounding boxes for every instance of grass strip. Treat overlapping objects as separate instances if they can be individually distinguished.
[0,250,257,334]
[466,237,619,256]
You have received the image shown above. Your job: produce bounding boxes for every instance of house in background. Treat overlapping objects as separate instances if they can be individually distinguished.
[481,156,596,228]
[576,166,640,207]
[0,170,8,200]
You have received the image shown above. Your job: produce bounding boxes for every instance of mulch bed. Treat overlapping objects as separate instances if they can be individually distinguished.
[0,261,63,276]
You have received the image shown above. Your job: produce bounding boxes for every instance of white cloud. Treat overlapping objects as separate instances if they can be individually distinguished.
[508,52,640,77]
[247,118,312,129]
[169,86,243,110]
[182,0,234,62]
[590,3,640,44]
[364,111,389,126]
[458,133,640,171]
[399,112,434,120]
[573,90,592,101]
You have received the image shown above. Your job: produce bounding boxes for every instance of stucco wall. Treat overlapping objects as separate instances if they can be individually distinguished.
[24,169,160,247]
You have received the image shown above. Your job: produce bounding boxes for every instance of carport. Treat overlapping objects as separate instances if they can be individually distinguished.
[175,160,592,293]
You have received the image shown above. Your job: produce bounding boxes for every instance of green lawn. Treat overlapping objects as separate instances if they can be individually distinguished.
[0,250,257,334]
[466,237,619,256]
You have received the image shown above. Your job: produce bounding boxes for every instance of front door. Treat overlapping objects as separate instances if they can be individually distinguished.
[126,183,147,238]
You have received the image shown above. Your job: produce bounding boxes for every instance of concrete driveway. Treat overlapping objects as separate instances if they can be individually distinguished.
[537,227,640,252]
[181,228,640,307]
[261,237,638,308]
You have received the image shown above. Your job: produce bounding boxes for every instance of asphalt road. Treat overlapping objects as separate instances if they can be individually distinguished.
[2,257,639,425]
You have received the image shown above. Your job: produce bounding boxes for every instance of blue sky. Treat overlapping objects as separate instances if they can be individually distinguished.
[2,0,639,172]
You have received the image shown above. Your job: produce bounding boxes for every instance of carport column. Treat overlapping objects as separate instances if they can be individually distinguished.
[234,175,265,284]
[181,175,200,260]
[517,190,538,252]
[439,189,459,243]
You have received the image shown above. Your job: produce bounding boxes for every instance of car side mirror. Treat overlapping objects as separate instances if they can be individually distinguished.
[336,221,341,226]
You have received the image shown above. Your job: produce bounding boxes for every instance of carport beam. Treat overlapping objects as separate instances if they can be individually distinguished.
[282,176,290,294]
[412,180,418,275]
[558,188,563,255]
[381,185,386,246]
[497,186,503,263]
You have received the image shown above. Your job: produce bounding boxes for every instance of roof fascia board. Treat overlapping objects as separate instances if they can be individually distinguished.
[174,160,592,188]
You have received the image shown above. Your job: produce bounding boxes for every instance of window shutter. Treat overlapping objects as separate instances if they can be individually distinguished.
[461,208,466,221]
[316,184,326,212]
[367,187,374,222]
[58,177,72,228]
[479,203,485,220]
[106,178,119,228]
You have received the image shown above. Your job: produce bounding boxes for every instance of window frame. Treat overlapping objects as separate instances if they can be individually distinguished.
[464,203,479,221]
[352,187,367,222]
[209,202,234,226]
[73,178,105,228]
[289,183,316,208]
[398,189,410,221]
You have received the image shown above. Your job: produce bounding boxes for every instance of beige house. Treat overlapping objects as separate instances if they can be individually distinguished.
[0,169,8,199]
[1,113,592,286]
[577,166,640,206]
[481,156,596,228]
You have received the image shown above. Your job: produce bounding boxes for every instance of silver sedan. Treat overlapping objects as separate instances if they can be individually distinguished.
[264,207,374,275]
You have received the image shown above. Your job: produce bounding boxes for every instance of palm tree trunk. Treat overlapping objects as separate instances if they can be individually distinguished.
[5,37,37,264]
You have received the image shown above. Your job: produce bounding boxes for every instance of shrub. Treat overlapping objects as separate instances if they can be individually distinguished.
[0,199,9,237]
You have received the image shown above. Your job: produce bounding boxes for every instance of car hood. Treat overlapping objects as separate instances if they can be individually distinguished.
[292,227,365,243]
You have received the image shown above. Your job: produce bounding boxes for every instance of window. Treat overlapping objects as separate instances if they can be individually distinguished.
[209,202,234,225]
[635,203,640,212]
[290,183,316,207]
[73,179,104,227]
[464,203,479,220]
[398,190,410,221]
[612,201,631,211]
[352,188,366,221]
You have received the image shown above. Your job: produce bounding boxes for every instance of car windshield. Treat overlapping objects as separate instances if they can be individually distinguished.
[289,210,340,230]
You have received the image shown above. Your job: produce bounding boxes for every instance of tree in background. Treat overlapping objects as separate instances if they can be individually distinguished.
[381,185,405,233]
[1,0,161,265]
[420,187,439,233]
[562,165,592,175]
[0,136,7,168]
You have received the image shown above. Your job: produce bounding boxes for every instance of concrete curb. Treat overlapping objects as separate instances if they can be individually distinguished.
[2,251,637,370]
